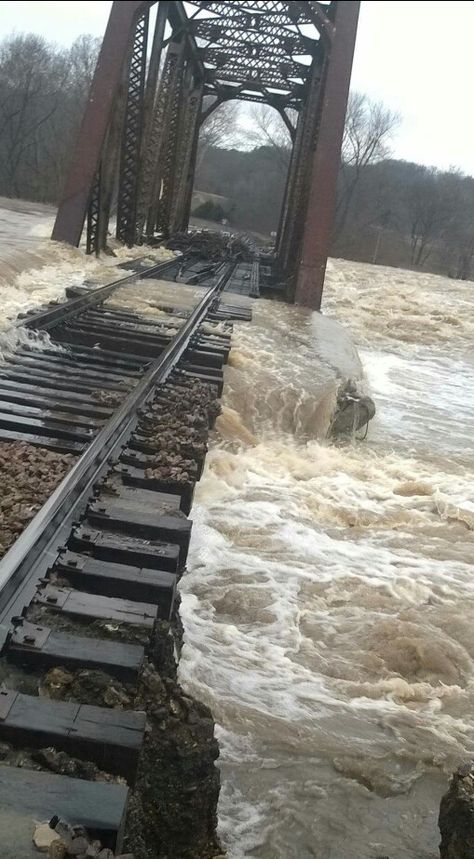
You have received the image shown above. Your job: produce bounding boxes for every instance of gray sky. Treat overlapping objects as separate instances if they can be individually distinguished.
[1,1,473,174]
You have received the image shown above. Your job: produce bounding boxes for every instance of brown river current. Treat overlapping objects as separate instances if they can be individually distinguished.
[179,259,474,858]
[0,197,472,857]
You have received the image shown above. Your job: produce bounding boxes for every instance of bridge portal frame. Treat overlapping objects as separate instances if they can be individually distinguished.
[52,1,359,309]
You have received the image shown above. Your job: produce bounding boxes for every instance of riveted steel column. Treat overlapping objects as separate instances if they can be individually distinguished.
[140,40,185,238]
[276,106,305,269]
[275,112,300,255]
[169,73,204,234]
[85,167,102,255]
[294,1,360,309]
[153,42,186,236]
[277,58,321,282]
[179,85,205,232]
[134,0,169,241]
[116,8,150,246]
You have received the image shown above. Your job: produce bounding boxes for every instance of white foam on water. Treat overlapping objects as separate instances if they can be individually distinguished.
[0,327,63,361]
[0,197,174,330]
[179,259,474,858]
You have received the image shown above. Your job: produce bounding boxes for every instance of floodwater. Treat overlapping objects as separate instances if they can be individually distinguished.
[179,258,474,858]
[1,197,472,857]
[0,197,172,330]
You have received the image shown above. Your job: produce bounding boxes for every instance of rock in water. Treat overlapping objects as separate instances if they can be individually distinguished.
[439,762,474,858]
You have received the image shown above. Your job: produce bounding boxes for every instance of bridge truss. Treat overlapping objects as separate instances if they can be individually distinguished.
[52,1,359,308]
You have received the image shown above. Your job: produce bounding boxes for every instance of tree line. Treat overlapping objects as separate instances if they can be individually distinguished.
[197,95,474,280]
[1,30,474,280]
[0,32,99,202]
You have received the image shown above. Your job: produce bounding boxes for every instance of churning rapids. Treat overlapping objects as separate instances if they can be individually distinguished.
[1,196,472,857]
[179,259,474,859]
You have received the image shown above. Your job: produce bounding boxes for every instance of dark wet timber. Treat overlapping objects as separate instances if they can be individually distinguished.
[0,254,253,856]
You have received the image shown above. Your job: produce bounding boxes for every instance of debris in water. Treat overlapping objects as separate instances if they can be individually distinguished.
[328,379,376,438]
[166,229,256,262]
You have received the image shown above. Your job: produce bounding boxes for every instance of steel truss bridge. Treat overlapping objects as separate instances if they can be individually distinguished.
[52,1,360,309]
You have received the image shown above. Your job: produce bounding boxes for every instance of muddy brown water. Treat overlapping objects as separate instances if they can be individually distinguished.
[179,258,474,859]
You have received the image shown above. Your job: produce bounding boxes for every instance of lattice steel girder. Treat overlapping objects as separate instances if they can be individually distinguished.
[170,77,204,233]
[190,19,317,57]
[86,167,102,256]
[116,9,149,246]
[147,40,186,236]
[203,74,306,99]
[51,0,205,249]
[202,46,308,74]
[52,0,355,266]
[189,4,324,91]
[190,1,323,29]
[277,56,321,276]
[202,82,303,109]
[134,1,170,240]
[202,56,307,87]
[137,40,185,238]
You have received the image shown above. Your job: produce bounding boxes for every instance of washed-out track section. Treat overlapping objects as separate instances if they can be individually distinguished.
[0,255,254,858]
[2,256,250,455]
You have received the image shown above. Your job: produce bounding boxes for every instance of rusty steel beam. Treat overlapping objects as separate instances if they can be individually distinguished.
[53,0,355,263]
[143,40,185,238]
[294,1,360,309]
[52,1,153,247]
[276,109,303,261]
[150,42,186,236]
[116,9,150,246]
[168,1,204,78]
[170,76,204,233]
[85,167,102,255]
[180,108,202,231]
[277,58,322,278]
[133,1,169,241]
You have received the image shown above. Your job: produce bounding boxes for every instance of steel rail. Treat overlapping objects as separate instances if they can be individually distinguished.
[18,255,181,332]
[0,263,232,628]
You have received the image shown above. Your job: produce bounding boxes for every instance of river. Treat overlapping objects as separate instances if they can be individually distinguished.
[179,258,474,859]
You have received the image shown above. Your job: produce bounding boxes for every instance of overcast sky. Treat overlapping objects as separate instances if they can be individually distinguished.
[0,0,473,175]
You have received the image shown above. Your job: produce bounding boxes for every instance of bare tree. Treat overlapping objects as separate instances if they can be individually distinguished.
[0,34,69,197]
[244,103,294,173]
[68,35,100,102]
[0,31,100,202]
[334,92,400,238]
[45,35,100,197]
[405,168,456,267]
[197,99,240,169]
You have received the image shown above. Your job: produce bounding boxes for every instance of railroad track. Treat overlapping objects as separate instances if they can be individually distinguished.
[0,254,254,858]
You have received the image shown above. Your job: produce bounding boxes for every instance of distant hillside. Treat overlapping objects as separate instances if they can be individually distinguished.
[195,146,288,237]
[196,145,474,279]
